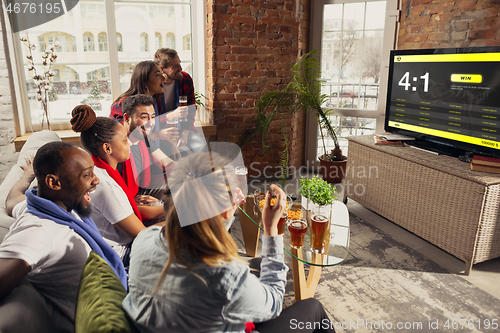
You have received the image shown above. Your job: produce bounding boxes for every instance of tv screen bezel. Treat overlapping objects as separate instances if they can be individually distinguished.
[384,46,500,158]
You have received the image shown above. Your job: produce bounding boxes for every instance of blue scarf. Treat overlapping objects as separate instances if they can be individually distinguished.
[25,189,128,289]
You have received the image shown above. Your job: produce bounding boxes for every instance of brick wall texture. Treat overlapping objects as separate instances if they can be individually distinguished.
[398,0,500,49]
[207,0,310,177]
[0,15,17,184]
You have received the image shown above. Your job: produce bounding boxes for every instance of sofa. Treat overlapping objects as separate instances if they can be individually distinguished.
[0,131,73,332]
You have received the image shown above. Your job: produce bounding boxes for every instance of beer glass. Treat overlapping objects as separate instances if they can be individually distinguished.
[288,218,308,249]
[310,213,329,253]
[234,166,248,197]
[178,95,188,130]
[277,211,287,235]
[166,118,179,141]
[179,95,188,106]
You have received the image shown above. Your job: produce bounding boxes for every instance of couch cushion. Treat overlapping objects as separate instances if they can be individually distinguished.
[0,131,61,242]
[75,251,137,333]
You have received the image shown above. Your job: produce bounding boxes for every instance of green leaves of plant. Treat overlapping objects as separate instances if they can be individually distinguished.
[299,176,337,206]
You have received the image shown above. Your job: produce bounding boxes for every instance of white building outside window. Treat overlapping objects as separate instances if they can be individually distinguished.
[6,0,206,132]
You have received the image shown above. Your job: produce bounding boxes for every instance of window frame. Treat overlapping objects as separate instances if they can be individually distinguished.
[5,0,207,135]
[98,32,108,52]
[83,32,95,52]
[305,0,400,165]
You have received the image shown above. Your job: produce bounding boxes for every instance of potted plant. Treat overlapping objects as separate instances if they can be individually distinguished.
[299,175,337,221]
[241,50,347,183]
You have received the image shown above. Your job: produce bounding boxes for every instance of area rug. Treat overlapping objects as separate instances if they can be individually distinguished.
[231,212,500,333]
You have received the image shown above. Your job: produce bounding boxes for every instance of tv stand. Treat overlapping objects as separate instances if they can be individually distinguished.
[404,139,464,157]
[346,135,500,274]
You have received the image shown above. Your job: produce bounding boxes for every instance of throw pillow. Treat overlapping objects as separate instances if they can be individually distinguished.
[75,251,137,333]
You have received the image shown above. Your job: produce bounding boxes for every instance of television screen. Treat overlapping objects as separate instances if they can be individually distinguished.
[385,47,500,157]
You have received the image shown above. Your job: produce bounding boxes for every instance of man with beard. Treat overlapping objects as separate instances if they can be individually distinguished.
[121,94,175,201]
[0,141,127,328]
[154,48,207,154]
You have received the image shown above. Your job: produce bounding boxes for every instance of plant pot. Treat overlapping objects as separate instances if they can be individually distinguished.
[300,197,333,222]
[318,156,347,183]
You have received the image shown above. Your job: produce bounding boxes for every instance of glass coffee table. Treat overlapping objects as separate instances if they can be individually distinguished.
[238,199,350,302]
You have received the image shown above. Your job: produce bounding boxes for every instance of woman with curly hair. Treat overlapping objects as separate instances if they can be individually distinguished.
[71,105,165,256]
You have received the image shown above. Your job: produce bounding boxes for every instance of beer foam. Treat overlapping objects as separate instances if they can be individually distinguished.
[312,214,328,222]
[290,221,306,229]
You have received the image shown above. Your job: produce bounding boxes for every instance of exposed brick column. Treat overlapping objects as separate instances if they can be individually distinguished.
[207,0,310,177]
[398,0,500,49]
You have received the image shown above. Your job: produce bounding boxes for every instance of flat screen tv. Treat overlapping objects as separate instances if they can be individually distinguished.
[384,47,500,158]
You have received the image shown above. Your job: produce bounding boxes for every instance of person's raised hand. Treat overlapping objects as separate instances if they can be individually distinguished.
[262,184,286,236]
[167,106,188,122]
[157,127,179,142]
[20,154,35,181]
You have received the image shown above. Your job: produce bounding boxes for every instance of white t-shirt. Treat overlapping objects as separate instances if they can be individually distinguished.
[0,201,92,321]
[90,167,134,246]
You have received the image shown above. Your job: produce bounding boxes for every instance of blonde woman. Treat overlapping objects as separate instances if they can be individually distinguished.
[123,152,335,333]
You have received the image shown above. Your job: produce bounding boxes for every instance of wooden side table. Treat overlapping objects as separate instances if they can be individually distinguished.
[238,199,350,302]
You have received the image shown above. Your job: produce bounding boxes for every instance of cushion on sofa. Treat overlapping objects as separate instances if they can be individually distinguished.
[75,251,138,333]
[0,131,61,242]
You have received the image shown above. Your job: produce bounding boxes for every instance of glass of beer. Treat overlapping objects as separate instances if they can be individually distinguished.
[277,211,288,235]
[310,213,329,253]
[166,118,179,141]
[178,95,188,129]
[234,166,248,197]
[288,218,308,249]
[179,95,188,106]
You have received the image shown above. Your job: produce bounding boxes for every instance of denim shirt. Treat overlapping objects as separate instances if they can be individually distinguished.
[122,226,288,333]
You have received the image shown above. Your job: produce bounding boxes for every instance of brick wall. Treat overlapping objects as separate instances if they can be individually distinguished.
[207,0,310,177]
[0,15,17,183]
[398,0,500,49]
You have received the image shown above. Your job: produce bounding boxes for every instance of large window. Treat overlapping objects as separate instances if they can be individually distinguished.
[140,32,149,52]
[307,0,399,162]
[83,32,95,52]
[166,32,175,49]
[98,32,108,52]
[38,32,76,53]
[155,32,162,50]
[116,33,123,52]
[8,0,205,132]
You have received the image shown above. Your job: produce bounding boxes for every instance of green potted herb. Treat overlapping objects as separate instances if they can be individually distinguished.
[299,176,337,217]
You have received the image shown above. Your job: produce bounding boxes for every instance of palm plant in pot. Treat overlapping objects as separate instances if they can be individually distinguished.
[243,50,347,183]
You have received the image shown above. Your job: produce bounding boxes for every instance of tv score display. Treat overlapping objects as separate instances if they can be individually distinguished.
[386,51,500,151]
